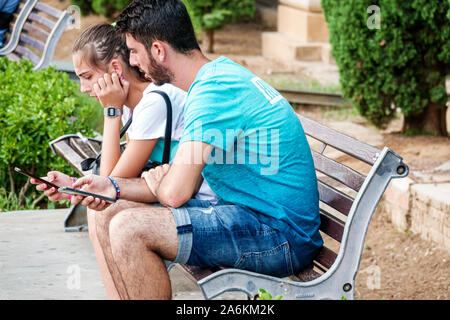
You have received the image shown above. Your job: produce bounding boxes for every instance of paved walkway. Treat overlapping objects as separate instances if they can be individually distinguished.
[0,209,244,300]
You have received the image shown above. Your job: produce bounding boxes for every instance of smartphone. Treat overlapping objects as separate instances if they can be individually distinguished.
[58,187,116,204]
[14,167,60,189]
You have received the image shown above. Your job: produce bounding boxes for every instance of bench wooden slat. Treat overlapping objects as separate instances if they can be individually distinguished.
[314,246,337,269]
[312,151,365,191]
[28,12,55,30]
[52,140,85,175]
[296,268,321,282]
[319,211,344,242]
[14,44,40,64]
[23,22,49,42]
[180,265,215,282]
[318,180,353,216]
[69,138,98,159]
[34,2,62,19]
[298,114,381,165]
[6,52,21,62]
[19,33,45,52]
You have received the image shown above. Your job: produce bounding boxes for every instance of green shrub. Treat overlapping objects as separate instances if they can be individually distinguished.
[322,0,449,136]
[0,57,99,211]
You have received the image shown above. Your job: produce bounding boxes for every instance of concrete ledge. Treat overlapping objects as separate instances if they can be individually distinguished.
[382,174,450,252]
[410,183,450,250]
[262,31,329,62]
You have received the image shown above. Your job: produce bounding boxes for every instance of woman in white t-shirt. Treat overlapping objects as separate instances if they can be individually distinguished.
[72,23,216,201]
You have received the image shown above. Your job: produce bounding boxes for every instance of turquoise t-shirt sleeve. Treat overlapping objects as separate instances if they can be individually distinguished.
[180,80,244,152]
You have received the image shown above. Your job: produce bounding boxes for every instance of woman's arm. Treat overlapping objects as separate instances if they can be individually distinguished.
[99,116,122,177]
[109,138,158,178]
[93,72,130,177]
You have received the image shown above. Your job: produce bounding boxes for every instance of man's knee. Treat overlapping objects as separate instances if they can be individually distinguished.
[93,200,129,233]
[108,207,178,259]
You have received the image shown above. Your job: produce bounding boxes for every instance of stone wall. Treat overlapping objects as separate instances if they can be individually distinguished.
[383,176,450,252]
[262,0,334,64]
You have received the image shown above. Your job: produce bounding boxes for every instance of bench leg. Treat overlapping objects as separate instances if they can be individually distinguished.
[197,268,355,300]
[64,203,88,232]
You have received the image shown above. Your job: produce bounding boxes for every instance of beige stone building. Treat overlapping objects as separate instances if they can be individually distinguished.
[261,0,334,64]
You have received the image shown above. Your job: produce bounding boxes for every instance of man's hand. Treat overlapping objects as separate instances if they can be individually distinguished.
[71,174,117,211]
[141,164,170,200]
[93,72,129,109]
[30,171,73,201]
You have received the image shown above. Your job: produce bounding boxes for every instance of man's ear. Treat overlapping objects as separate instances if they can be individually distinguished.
[151,41,167,63]
[110,58,123,77]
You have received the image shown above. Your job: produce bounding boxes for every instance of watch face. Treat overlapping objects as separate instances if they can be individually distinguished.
[108,108,116,117]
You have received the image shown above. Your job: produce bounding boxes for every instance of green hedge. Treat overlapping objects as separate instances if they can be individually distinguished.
[0,57,100,211]
[322,0,449,135]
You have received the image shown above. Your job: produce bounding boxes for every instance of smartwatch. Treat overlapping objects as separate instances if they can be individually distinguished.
[104,106,122,118]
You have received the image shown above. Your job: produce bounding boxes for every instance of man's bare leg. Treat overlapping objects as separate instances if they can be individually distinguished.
[89,200,151,299]
[87,208,121,300]
[108,206,179,299]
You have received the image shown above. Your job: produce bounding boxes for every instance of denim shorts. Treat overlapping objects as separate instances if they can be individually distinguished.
[167,199,301,278]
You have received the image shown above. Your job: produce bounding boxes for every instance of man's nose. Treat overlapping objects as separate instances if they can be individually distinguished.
[129,54,139,67]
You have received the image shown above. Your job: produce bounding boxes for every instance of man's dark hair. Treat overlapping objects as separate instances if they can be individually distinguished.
[116,0,201,54]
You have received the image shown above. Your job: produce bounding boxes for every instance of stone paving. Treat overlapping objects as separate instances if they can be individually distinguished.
[0,209,245,300]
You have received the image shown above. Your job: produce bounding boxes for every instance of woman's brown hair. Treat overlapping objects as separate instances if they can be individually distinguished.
[73,23,147,82]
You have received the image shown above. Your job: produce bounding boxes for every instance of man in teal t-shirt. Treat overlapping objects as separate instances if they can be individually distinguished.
[181,56,323,265]
[35,0,323,300]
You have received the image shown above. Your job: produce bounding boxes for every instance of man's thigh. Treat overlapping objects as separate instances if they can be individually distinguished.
[109,204,179,261]
[171,200,295,278]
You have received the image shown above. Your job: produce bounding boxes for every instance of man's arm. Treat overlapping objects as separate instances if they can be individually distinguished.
[143,141,213,208]
[71,141,212,210]
[71,175,158,210]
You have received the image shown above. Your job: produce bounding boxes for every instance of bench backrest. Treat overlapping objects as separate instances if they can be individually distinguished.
[296,114,407,281]
[0,0,72,70]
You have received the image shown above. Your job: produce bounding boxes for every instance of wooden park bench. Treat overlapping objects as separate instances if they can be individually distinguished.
[0,0,73,70]
[49,114,409,300]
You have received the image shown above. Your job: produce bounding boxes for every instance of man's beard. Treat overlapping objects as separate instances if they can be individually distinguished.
[146,53,174,86]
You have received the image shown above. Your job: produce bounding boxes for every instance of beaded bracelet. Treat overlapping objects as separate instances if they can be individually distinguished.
[107,177,120,201]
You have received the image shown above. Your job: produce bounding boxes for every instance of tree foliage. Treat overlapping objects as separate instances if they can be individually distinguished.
[183,0,255,52]
[322,0,449,135]
[70,0,130,18]
[184,0,255,30]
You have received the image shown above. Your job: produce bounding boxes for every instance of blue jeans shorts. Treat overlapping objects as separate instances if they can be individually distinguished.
[166,199,301,278]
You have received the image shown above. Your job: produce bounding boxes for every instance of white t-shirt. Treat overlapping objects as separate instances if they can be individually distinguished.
[122,83,217,202]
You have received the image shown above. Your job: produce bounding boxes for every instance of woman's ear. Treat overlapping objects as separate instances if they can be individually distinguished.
[110,59,123,77]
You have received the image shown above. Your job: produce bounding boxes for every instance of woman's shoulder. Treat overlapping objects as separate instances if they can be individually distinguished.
[145,82,187,99]
[133,83,184,116]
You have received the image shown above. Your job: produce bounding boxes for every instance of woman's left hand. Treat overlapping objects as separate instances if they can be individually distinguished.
[93,72,130,109]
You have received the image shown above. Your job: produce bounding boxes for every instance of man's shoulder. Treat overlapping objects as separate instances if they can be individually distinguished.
[195,57,253,84]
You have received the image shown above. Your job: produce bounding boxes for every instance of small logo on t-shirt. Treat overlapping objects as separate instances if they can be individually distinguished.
[251,77,283,105]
